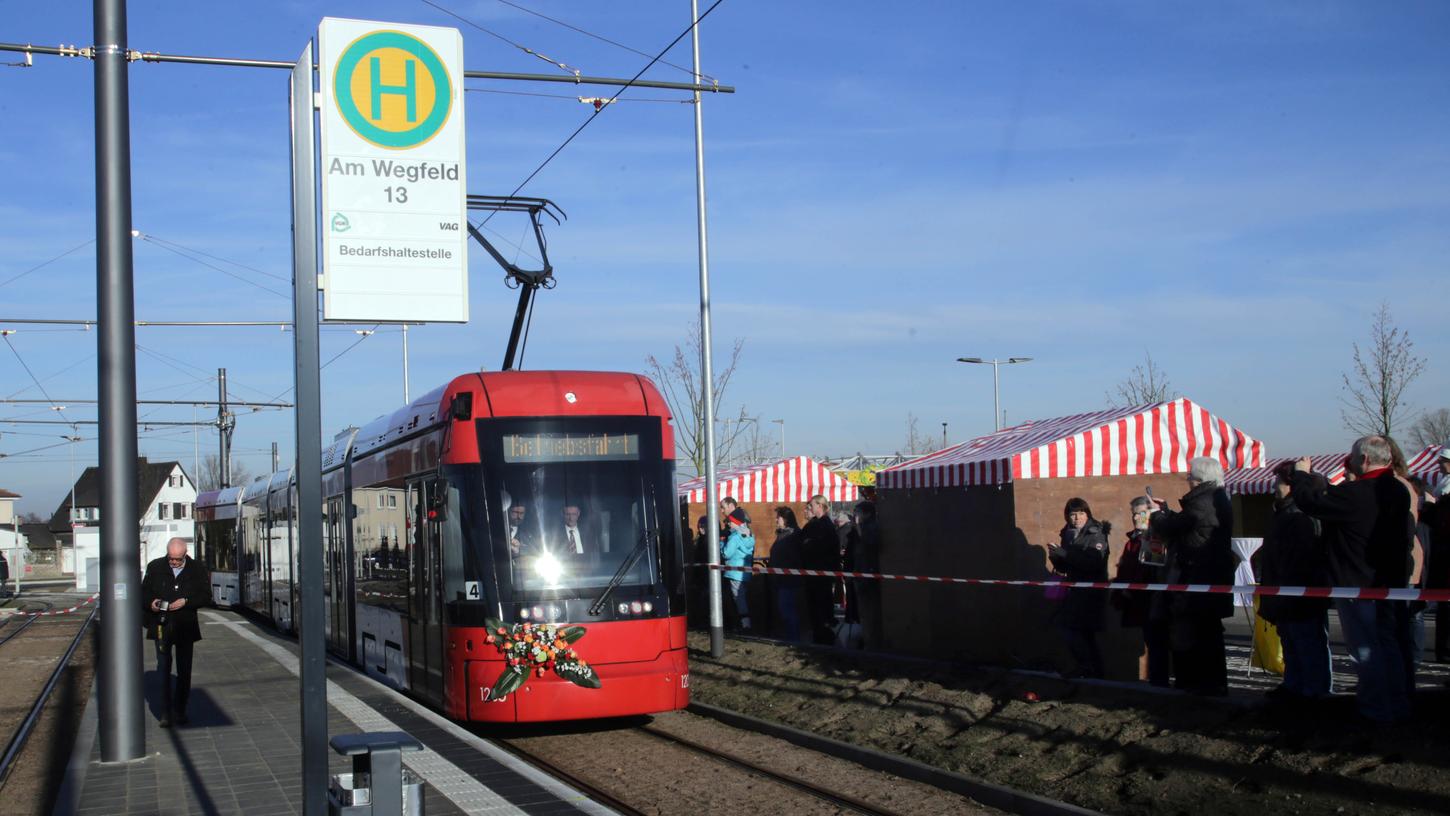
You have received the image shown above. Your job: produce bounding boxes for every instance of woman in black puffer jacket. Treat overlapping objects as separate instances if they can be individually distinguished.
[1049,497,1111,678]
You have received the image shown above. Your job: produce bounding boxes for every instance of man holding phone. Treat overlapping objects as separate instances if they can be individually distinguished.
[141,537,212,727]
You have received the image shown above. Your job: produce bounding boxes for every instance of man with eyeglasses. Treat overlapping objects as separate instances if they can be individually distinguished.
[141,537,212,727]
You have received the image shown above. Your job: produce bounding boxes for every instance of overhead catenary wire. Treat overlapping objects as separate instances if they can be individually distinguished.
[479,0,728,229]
[421,0,583,77]
[465,87,692,104]
[262,323,383,403]
[0,239,94,289]
[487,0,717,84]
[135,233,290,298]
[2,332,73,424]
[137,232,290,282]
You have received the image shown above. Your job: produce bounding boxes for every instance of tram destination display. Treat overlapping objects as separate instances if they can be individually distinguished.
[317,18,469,322]
[503,433,640,463]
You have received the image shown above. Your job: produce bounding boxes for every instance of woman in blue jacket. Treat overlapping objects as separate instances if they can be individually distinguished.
[722,509,756,631]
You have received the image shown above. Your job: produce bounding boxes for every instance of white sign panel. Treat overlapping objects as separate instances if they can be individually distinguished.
[318,18,468,322]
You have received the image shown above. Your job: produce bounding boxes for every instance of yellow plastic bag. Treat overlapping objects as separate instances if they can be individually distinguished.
[1250,596,1284,675]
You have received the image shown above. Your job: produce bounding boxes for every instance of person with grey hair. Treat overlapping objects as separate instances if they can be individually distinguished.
[141,537,213,727]
[1291,435,1415,724]
[1149,456,1235,695]
[1114,495,1170,686]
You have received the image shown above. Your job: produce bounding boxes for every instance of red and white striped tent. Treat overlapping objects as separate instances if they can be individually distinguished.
[679,455,859,504]
[1223,455,1347,495]
[1407,445,1446,489]
[877,397,1266,490]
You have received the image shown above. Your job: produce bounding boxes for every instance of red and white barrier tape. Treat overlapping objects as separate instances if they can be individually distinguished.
[1,594,99,617]
[692,563,1450,603]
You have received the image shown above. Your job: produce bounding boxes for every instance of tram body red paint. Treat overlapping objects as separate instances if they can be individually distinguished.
[457,617,689,722]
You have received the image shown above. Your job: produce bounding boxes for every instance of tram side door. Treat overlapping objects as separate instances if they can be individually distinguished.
[325,497,353,658]
[407,479,446,705]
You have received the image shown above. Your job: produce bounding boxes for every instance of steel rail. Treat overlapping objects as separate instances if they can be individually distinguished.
[0,42,733,94]
[486,737,648,816]
[689,702,1105,816]
[0,606,97,786]
[634,723,907,816]
[0,612,41,646]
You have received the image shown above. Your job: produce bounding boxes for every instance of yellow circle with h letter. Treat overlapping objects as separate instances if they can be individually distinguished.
[334,31,453,150]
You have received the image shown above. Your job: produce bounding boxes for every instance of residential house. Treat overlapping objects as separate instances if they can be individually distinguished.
[50,458,197,589]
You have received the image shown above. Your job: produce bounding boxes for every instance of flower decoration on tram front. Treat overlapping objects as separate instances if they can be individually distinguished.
[482,618,602,701]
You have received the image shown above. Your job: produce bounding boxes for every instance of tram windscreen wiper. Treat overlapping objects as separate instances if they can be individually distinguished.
[588,529,653,616]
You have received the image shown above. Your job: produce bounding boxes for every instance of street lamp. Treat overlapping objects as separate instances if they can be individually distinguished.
[770,419,785,459]
[956,356,1033,432]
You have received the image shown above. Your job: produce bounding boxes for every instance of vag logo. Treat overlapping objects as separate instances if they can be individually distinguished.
[333,30,453,150]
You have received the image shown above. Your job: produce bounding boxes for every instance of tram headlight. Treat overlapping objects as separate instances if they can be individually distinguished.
[642,601,653,613]
[533,553,564,585]
[630,601,643,614]
[617,602,630,615]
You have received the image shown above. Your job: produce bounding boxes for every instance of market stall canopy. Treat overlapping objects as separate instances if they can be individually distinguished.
[877,397,1265,490]
[679,455,860,504]
[1407,445,1446,488]
[1223,455,1346,495]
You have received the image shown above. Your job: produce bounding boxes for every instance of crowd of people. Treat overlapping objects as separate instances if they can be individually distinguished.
[694,494,883,649]
[693,434,1450,726]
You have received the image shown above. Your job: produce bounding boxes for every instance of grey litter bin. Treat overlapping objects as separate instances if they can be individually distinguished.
[328,731,425,816]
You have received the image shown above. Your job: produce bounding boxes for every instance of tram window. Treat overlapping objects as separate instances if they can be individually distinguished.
[354,484,410,613]
[497,433,657,594]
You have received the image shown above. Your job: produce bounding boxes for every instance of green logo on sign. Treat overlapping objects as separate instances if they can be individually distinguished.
[333,30,453,150]
[331,213,351,232]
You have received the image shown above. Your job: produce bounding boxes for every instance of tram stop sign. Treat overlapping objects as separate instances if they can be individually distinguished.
[318,18,468,323]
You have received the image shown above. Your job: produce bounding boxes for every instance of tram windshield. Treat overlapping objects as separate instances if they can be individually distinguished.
[483,421,663,596]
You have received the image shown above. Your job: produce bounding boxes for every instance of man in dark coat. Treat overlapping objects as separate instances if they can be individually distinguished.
[1150,457,1235,695]
[1253,464,1331,700]
[1290,436,1414,723]
[800,495,840,644]
[141,537,212,726]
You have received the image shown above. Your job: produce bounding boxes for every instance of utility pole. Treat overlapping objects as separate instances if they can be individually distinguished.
[217,367,234,487]
[942,421,948,448]
[691,0,724,659]
[271,441,279,473]
[94,0,143,763]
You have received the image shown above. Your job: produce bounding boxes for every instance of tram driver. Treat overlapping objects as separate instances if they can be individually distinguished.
[508,503,537,556]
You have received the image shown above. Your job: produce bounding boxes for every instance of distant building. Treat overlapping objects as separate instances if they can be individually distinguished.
[0,488,27,581]
[49,458,197,589]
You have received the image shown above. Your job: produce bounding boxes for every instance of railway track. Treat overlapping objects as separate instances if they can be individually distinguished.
[0,601,54,647]
[0,605,97,789]
[489,711,989,816]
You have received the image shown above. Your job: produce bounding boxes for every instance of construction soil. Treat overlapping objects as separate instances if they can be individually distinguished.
[688,632,1450,816]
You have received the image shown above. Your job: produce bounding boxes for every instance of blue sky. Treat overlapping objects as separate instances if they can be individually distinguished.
[2,1,1448,515]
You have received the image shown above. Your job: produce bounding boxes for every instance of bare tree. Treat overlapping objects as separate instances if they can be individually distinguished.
[1109,352,1175,407]
[645,322,749,476]
[1341,303,1425,438]
[197,454,253,492]
[903,412,940,456]
[1409,408,1450,450]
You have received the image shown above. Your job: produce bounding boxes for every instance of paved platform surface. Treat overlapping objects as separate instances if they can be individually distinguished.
[54,610,618,816]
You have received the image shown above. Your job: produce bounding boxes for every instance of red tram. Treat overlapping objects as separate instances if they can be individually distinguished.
[194,369,690,722]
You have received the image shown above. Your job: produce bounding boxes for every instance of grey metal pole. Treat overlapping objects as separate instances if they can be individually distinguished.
[271,441,279,473]
[401,323,410,404]
[289,42,328,816]
[217,367,232,487]
[93,0,143,763]
[992,361,1001,432]
[690,0,724,659]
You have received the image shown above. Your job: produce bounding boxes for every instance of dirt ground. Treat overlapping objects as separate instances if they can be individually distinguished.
[494,708,995,815]
[688,632,1450,816]
[0,615,96,816]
